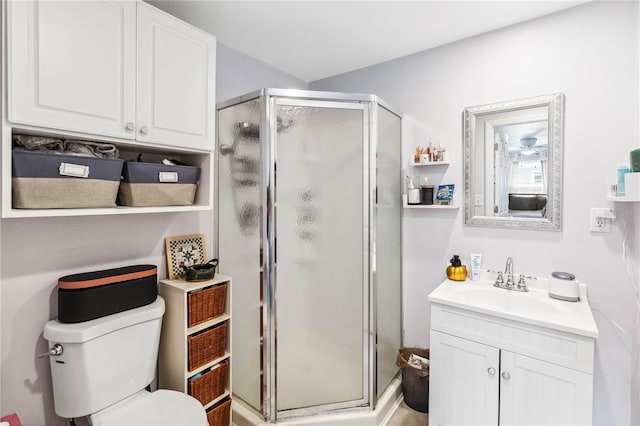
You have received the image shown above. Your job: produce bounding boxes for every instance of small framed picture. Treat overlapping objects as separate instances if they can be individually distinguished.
[436,184,455,201]
[165,234,207,280]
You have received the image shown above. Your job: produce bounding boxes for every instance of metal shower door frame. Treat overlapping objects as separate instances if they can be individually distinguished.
[261,93,374,421]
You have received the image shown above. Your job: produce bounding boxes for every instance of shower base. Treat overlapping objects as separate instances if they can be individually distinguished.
[232,376,402,426]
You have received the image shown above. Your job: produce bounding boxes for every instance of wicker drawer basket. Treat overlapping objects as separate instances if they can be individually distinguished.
[188,283,227,328]
[189,360,229,405]
[206,398,231,426]
[188,322,227,371]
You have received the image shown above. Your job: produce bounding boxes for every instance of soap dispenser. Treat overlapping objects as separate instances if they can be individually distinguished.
[447,255,467,281]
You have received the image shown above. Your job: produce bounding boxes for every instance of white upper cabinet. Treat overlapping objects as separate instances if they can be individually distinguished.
[136,3,215,151]
[7,0,216,151]
[7,1,137,140]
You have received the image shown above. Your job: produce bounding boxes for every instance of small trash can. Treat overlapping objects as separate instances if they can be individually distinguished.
[396,347,430,413]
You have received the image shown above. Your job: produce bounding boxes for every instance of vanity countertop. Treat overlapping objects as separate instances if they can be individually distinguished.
[428,278,599,338]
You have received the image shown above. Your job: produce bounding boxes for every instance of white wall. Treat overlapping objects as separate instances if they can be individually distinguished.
[0,40,306,426]
[312,2,639,424]
[217,43,307,103]
[0,214,214,426]
[631,209,640,425]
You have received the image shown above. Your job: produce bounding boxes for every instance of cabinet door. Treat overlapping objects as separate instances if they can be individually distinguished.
[136,3,216,150]
[429,331,499,426]
[8,0,136,139]
[499,351,593,426]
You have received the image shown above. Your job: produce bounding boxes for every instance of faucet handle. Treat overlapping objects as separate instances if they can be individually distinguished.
[494,271,504,286]
[506,273,515,287]
[516,274,528,292]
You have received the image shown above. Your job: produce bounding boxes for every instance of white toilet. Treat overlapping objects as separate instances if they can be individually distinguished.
[43,296,207,425]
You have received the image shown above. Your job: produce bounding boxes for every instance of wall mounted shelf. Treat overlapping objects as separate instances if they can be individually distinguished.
[408,161,450,167]
[402,194,459,210]
[404,160,455,209]
[606,195,640,203]
[606,173,640,202]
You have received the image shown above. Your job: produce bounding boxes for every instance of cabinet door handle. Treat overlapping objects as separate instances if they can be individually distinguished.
[125,122,135,132]
[140,126,149,135]
[502,371,511,380]
[487,367,496,375]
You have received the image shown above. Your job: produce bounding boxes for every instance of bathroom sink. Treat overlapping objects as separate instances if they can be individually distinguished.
[428,277,598,337]
[450,284,565,312]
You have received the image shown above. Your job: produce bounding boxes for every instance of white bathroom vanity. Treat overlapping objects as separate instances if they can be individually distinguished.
[428,274,598,425]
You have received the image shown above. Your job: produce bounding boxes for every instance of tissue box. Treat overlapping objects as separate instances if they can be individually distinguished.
[12,150,123,209]
[57,265,158,323]
[118,161,200,207]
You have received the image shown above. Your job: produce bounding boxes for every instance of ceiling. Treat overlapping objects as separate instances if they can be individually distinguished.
[148,1,587,82]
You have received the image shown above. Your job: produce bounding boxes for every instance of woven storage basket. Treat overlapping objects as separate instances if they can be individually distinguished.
[189,360,228,405]
[188,283,227,328]
[188,322,227,371]
[118,161,200,207]
[12,150,123,209]
[206,398,231,426]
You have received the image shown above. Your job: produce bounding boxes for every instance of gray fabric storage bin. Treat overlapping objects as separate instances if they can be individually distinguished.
[12,150,124,209]
[118,161,200,207]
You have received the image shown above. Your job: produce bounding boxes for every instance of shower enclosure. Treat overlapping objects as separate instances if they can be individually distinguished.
[216,89,402,423]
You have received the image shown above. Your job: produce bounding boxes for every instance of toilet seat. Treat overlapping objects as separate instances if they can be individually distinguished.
[89,390,207,425]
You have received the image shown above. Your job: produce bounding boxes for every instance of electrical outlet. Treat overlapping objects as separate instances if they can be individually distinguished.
[590,207,612,232]
[474,194,483,206]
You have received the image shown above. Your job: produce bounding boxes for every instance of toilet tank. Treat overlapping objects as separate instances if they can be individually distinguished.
[44,296,165,419]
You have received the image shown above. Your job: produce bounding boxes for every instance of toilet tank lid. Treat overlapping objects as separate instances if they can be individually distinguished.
[44,297,165,343]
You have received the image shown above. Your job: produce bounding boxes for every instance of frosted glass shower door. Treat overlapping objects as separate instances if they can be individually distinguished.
[375,105,402,397]
[274,100,368,414]
[217,98,262,411]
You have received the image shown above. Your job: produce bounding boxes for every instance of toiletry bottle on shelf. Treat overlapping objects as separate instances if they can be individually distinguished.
[414,146,423,164]
[617,164,630,196]
[406,176,420,205]
[438,141,447,162]
[419,176,434,205]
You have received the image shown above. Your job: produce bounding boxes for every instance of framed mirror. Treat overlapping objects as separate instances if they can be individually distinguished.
[463,93,564,231]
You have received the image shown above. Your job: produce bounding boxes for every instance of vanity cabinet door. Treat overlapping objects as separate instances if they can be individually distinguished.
[136,2,216,150]
[429,331,499,426]
[7,1,136,139]
[499,351,593,426]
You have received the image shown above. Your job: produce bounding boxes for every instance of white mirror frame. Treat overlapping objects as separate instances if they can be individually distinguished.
[463,93,565,231]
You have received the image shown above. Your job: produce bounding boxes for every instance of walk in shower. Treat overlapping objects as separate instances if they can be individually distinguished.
[216,89,402,424]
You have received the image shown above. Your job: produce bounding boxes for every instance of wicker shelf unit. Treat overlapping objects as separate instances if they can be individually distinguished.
[159,274,232,426]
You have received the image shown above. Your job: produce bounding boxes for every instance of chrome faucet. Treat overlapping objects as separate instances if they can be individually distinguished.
[505,257,514,288]
[493,257,528,292]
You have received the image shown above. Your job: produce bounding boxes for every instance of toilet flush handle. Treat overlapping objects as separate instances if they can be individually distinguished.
[38,343,63,358]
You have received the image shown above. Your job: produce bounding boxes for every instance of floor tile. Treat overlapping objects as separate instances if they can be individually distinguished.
[387,401,428,426]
